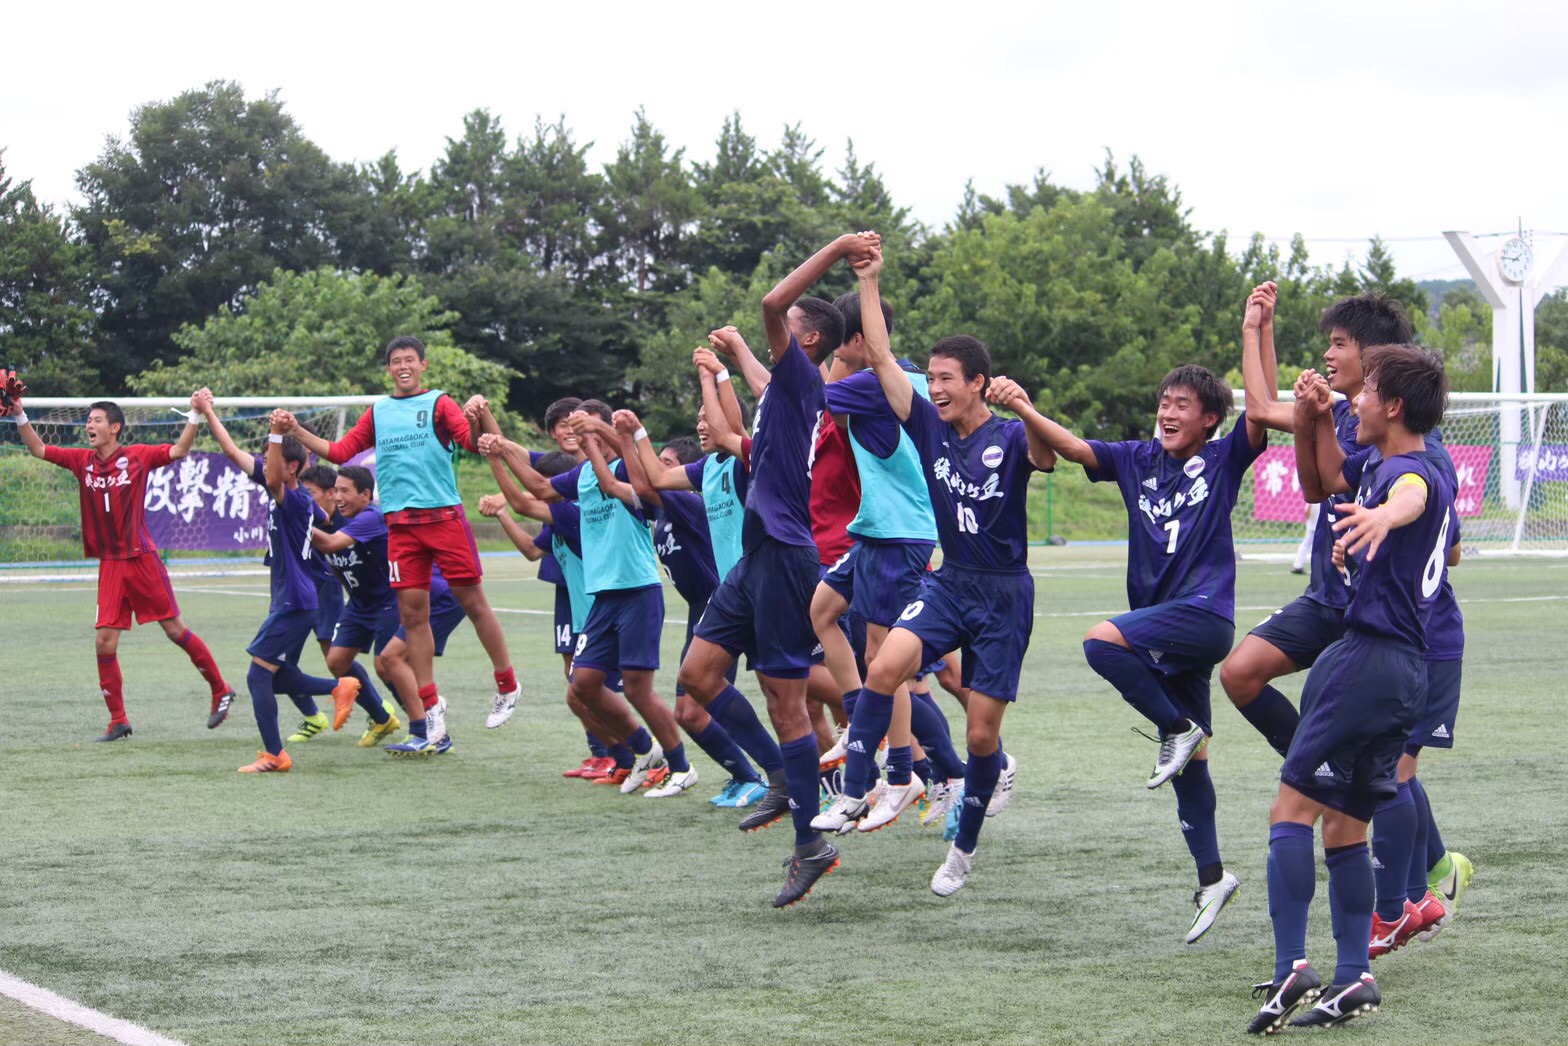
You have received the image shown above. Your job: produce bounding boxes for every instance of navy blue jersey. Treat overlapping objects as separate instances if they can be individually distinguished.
[265,483,320,614]
[321,505,393,610]
[307,506,339,584]
[1086,416,1265,620]
[743,335,824,552]
[655,490,720,608]
[1341,450,1455,650]
[900,397,1043,573]
[1305,400,1360,609]
[823,361,923,458]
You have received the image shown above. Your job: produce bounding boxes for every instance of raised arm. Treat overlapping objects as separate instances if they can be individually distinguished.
[1242,282,1295,434]
[699,374,747,459]
[274,410,336,460]
[762,233,878,362]
[195,389,256,475]
[479,494,545,561]
[697,340,747,436]
[613,410,663,508]
[263,412,290,501]
[572,416,639,508]
[708,326,771,401]
[985,377,1060,472]
[8,376,46,458]
[1292,371,1347,500]
[853,246,914,421]
[169,407,201,461]
[477,432,560,510]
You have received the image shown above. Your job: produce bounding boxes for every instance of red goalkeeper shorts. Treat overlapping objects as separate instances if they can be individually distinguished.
[387,514,483,590]
[97,553,180,630]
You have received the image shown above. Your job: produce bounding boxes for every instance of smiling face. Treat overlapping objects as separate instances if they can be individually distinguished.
[1351,374,1397,445]
[1323,327,1364,396]
[696,405,715,454]
[332,475,373,518]
[1155,385,1218,457]
[926,355,984,423]
[385,347,428,396]
[550,419,581,456]
[84,408,121,451]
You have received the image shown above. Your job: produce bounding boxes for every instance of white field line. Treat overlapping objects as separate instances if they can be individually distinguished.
[0,569,267,585]
[1036,594,1568,619]
[0,970,187,1046]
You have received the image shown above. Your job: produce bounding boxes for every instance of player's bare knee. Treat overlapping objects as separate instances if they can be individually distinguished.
[1321,810,1367,848]
[1218,657,1256,703]
[965,724,1000,757]
[1084,620,1125,646]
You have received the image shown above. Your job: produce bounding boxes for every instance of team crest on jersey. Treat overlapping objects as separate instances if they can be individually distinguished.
[981,444,1004,469]
[1183,456,1206,479]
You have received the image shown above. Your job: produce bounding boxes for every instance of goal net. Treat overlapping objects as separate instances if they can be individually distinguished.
[0,397,375,578]
[1229,392,1568,557]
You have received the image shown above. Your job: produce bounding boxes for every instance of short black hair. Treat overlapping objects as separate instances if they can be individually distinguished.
[280,436,309,471]
[793,296,845,363]
[300,464,338,491]
[1158,364,1232,439]
[1318,293,1415,349]
[1363,344,1448,434]
[662,435,703,465]
[337,465,375,495]
[929,335,992,387]
[384,335,427,363]
[88,400,125,438]
[578,399,613,424]
[533,450,578,477]
[832,291,895,344]
[544,397,583,433]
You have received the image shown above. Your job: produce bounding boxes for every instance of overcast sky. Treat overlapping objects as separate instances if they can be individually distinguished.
[5,0,1566,286]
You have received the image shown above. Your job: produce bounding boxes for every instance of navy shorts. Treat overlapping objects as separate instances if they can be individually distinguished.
[893,565,1034,702]
[552,585,574,655]
[675,596,737,697]
[393,592,467,656]
[247,608,315,666]
[574,585,664,674]
[698,539,819,680]
[1113,602,1235,734]
[1281,630,1424,822]
[821,545,858,604]
[330,600,400,655]
[853,539,934,628]
[1409,658,1461,752]
[313,577,344,643]
[1249,595,1347,669]
[812,560,868,670]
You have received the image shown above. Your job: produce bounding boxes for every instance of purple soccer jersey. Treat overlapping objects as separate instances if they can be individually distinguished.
[743,336,823,553]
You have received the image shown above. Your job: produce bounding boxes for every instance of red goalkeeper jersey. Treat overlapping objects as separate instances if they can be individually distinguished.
[44,443,173,560]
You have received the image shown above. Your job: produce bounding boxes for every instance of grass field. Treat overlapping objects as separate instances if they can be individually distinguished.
[1,547,1564,1045]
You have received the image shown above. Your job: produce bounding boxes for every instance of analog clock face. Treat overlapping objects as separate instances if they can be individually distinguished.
[1499,237,1532,283]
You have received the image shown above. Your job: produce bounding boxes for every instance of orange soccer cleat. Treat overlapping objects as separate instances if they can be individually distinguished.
[330,676,363,731]
[238,749,293,774]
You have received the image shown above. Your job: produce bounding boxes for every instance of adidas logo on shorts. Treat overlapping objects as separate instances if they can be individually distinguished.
[1148,650,1164,664]
[1432,724,1451,739]
[1314,762,1334,779]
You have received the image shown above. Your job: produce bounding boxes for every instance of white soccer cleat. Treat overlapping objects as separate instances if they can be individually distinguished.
[920,779,963,828]
[819,727,847,769]
[620,742,666,794]
[859,778,926,832]
[1186,870,1240,943]
[425,696,449,745]
[485,686,521,729]
[811,793,870,834]
[985,753,1019,816]
[645,766,699,798]
[931,844,975,897]
[1147,721,1208,789]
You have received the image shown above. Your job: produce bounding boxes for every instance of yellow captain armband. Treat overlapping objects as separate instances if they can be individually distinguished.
[1391,473,1428,498]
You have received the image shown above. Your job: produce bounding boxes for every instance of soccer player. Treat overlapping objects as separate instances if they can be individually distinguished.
[827,244,1054,896]
[276,336,521,744]
[1029,350,1267,939]
[1247,345,1453,1033]
[299,463,346,663]
[1220,289,1416,758]
[12,387,234,740]
[380,564,470,756]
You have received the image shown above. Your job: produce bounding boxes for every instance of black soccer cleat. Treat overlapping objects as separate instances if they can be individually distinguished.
[1289,972,1380,1029]
[737,782,791,832]
[773,841,840,908]
[95,721,133,743]
[1247,960,1322,1035]
[207,688,236,729]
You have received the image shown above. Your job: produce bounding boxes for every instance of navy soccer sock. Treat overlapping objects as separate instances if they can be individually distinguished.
[246,663,284,756]
[692,721,761,783]
[409,716,428,739]
[609,743,634,769]
[707,685,784,774]
[1411,776,1447,872]
[1267,822,1316,982]
[955,748,1003,853]
[1326,842,1375,984]
[273,664,335,716]
[1406,776,1434,902]
[1083,639,1184,734]
[1371,781,1417,920]
[346,662,389,723]
[1238,685,1300,758]
[887,745,913,787]
[627,727,653,756]
[844,687,894,799]
[586,732,609,759]
[911,690,966,780]
[780,735,824,847]
[912,757,933,784]
[842,689,860,718]
[1171,759,1222,883]
[665,741,690,773]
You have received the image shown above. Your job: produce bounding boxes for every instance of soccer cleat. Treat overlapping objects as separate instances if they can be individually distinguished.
[383,735,437,757]
[425,697,448,745]
[1288,973,1380,1029]
[943,788,964,841]
[930,843,975,897]
[486,686,521,729]
[207,689,236,729]
[986,753,1019,816]
[286,713,330,743]
[859,779,926,833]
[431,733,453,755]
[646,767,699,798]
[812,794,871,834]
[620,742,666,794]
[738,782,791,832]
[1246,960,1322,1035]
[1186,870,1241,944]
[237,749,292,774]
[819,726,847,770]
[357,712,402,748]
[773,842,840,908]
[576,757,616,780]
[95,721,133,743]
[640,765,671,789]
[920,779,963,828]
[710,780,766,807]
[563,757,597,778]
[593,767,632,786]
[1429,850,1474,917]
[1369,899,1423,959]
[1411,889,1451,942]
[1146,721,1209,789]
[329,677,362,731]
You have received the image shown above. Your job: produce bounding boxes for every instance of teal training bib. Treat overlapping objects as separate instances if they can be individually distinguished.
[847,370,938,541]
[577,461,661,594]
[702,454,745,581]
[371,390,461,512]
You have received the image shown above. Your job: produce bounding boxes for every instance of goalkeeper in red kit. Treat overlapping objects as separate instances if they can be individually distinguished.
[7,374,236,741]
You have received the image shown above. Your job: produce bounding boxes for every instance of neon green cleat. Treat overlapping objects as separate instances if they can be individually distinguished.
[358,711,402,747]
[1429,850,1474,914]
[286,713,330,743]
